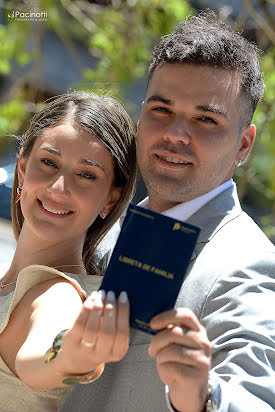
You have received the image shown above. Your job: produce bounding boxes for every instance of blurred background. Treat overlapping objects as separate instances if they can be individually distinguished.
[0,0,274,263]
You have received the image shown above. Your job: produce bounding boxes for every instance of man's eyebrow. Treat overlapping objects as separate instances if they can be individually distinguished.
[40,147,104,171]
[145,97,228,119]
[146,95,173,106]
[196,105,228,119]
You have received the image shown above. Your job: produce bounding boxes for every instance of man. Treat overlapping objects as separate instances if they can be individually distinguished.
[59,12,275,412]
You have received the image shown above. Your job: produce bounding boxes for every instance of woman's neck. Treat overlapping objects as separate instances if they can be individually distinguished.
[3,224,85,283]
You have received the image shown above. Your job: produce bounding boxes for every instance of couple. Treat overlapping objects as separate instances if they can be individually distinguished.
[1,12,275,412]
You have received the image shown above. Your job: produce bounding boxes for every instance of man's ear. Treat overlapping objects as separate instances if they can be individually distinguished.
[236,124,256,165]
[17,148,28,185]
[101,186,123,217]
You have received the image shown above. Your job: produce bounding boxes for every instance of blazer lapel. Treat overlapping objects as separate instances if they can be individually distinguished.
[186,184,242,261]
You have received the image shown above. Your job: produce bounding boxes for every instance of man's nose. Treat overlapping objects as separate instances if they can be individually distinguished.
[163,118,190,145]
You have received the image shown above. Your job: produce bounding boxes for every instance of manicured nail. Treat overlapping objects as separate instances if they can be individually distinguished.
[106,290,115,302]
[89,291,98,300]
[119,291,128,303]
[98,290,106,302]
[84,298,94,309]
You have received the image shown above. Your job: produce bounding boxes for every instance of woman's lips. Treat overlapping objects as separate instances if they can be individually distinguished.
[37,199,73,218]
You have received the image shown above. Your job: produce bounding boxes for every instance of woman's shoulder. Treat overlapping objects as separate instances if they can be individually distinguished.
[15,265,103,305]
[2,265,86,332]
[16,264,87,299]
[16,264,102,297]
[1,264,102,333]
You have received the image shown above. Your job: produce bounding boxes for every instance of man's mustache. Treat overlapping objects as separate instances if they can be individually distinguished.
[151,142,195,160]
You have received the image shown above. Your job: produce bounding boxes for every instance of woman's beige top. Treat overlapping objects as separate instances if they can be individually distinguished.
[0,264,102,412]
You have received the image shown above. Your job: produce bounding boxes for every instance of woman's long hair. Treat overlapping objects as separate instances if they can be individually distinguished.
[11,91,137,275]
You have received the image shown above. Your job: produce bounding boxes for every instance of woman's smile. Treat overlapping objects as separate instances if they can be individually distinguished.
[17,122,119,241]
[37,199,73,219]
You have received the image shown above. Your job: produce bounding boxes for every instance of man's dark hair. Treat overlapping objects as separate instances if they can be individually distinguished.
[148,11,265,127]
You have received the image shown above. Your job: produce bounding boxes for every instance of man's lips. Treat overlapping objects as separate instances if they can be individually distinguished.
[155,154,193,166]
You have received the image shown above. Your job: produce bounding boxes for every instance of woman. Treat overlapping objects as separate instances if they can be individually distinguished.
[0,91,137,411]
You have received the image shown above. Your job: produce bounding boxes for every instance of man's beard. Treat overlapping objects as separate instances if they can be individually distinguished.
[142,168,194,203]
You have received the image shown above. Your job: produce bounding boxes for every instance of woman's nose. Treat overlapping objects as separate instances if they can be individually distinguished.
[48,174,70,198]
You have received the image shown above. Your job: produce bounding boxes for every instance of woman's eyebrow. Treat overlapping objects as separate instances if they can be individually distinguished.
[40,147,61,156]
[40,147,104,171]
[79,158,104,171]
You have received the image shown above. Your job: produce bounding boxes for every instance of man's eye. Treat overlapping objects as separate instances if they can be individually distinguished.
[78,172,96,180]
[199,116,217,124]
[152,107,171,113]
[41,159,58,168]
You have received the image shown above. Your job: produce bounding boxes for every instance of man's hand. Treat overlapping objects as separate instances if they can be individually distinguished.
[148,308,211,412]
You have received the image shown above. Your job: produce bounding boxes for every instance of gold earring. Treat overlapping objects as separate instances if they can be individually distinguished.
[16,185,22,203]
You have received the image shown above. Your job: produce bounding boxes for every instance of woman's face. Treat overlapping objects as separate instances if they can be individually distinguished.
[18,121,121,243]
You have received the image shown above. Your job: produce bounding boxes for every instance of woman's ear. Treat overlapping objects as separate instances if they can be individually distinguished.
[17,148,28,186]
[100,186,123,218]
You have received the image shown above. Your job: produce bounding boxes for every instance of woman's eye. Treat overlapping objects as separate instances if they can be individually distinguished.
[78,172,96,180]
[199,116,217,124]
[41,158,58,168]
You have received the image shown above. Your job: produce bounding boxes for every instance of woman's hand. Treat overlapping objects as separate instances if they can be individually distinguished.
[57,290,130,377]
[13,279,130,391]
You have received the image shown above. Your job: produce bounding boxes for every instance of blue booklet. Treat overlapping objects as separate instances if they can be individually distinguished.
[100,204,200,334]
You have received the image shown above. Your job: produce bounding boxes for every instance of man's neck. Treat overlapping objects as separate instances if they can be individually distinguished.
[148,197,182,213]
[146,179,233,215]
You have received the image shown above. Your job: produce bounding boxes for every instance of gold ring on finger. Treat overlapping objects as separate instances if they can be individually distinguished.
[81,339,95,348]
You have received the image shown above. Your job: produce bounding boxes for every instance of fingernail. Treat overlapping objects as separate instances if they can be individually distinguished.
[106,290,115,302]
[98,290,106,302]
[119,291,128,303]
[89,291,98,300]
[84,298,94,309]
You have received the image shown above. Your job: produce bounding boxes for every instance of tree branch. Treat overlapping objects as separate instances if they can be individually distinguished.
[260,0,275,30]
[242,0,275,45]
[60,0,98,34]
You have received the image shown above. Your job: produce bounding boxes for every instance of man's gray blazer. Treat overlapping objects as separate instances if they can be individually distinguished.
[58,185,275,412]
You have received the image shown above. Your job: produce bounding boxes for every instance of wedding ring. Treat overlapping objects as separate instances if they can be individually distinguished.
[81,339,95,348]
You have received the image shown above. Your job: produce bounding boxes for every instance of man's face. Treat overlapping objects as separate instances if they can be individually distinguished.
[136,63,255,212]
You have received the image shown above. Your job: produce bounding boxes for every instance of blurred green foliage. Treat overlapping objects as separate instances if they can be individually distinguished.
[83,0,192,85]
[0,13,31,143]
[0,0,194,136]
[0,0,274,237]
[235,45,275,220]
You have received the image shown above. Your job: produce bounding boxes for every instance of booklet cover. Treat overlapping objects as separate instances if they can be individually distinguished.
[100,204,200,334]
